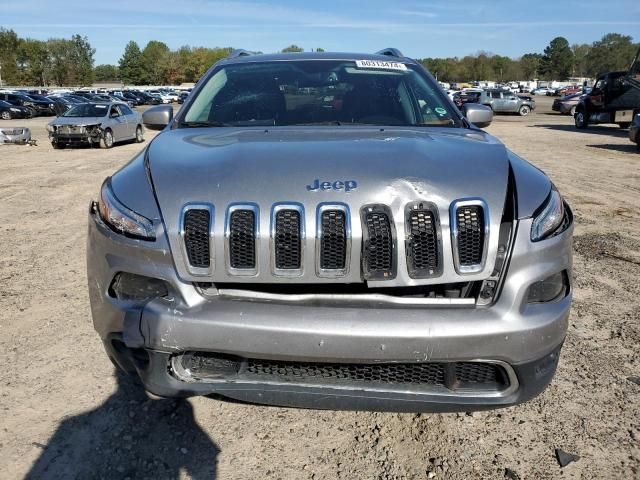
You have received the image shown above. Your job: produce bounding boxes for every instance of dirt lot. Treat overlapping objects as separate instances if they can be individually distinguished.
[1,97,639,480]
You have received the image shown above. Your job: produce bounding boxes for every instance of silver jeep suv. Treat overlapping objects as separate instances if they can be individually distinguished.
[87,49,573,412]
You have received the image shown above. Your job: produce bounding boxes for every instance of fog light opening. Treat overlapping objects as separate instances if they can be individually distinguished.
[527,271,568,304]
[109,272,169,303]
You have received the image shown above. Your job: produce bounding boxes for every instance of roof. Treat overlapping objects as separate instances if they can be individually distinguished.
[218,51,416,65]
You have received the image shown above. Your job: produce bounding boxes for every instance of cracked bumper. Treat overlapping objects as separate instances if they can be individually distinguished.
[88,208,572,411]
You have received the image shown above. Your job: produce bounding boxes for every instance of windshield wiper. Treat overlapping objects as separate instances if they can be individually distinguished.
[179,120,231,128]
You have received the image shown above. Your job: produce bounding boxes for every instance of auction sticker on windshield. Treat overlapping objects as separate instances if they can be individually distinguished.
[355,60,407,71]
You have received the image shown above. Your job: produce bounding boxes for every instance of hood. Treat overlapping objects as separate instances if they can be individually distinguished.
[50,116,105,126]
[148,127,511,286]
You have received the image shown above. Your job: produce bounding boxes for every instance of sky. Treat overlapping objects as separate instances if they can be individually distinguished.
[3,0,640,65]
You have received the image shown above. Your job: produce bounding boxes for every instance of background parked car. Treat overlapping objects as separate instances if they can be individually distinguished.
[629,113,640,149]
[48,102,144,149]
[479,89,536,116]
[552,93,583,116]
[0,92,55,116]
[532,87,553,95]
[0,100,33,120]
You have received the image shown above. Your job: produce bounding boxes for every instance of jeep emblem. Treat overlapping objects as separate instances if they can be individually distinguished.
[306,179,358,192]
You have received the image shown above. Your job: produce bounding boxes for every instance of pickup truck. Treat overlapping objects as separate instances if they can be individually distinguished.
[575,47,640,130]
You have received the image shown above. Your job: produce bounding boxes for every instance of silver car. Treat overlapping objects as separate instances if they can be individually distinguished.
[48,102,144,148]
[479,89,536,116]
[87,49,573,412]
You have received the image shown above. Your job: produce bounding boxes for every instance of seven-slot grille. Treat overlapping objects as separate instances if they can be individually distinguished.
[319,209,347,270]
[406,207,439,278]
[274,209,302,270]
[229,209,257,269]
[362,206,396,280]
[182,201,489,279]
[455,205,485,267]
[183,209,211,269]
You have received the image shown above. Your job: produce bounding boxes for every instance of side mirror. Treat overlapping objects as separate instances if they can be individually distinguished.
[462,103,493,128]
[142,105,173,130]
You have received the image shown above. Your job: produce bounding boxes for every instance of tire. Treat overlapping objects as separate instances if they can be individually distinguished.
[1,111,11,120]
[518,105,531,116]
[51,141,61,149]
[135,125,144,143]
[102,129,114,149]
[569,106,576,117]
[575,109,588,129]
[618,122,631,129]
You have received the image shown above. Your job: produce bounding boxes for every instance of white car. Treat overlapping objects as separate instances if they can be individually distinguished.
[532,87,552,95]
[147,91,172,104]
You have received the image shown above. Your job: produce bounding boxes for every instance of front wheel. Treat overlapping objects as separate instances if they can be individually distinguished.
[518,105,531,116]
[135,125,144,143]
[575,110,588,129]
[1,111,11,120]
[102,129,114,149]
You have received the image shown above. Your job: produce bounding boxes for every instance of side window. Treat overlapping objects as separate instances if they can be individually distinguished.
[119,105,133,115]
[109,105,121,117]
[491,91,500,99]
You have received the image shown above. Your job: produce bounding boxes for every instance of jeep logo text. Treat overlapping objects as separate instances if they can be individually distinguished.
[306,179,358,192]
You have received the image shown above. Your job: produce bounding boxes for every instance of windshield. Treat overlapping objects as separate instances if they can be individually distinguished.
[182,60,459,127]
[62,103,109,117]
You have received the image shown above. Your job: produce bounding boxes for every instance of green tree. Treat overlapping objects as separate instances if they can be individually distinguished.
[69,34,95,85]
[94,64,119,81]
[140,40,170,84]
[571,43,590,77]
[520,53,542,79]
[586,33,638,77]
[16,38,49,85]
[0,28,20,85]
[46,38,72,85]
[119,41,143,85]
[282,44,304,53]
[540,37,574,80]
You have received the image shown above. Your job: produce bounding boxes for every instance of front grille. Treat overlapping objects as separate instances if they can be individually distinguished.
[274,209,301,270]
[406,208,439,278]
[183,209,211,269]
[229,209,256,269]
[362,206,395,280]
[178,352,510,392]
[456,205,485,267]
[320,209,347,270]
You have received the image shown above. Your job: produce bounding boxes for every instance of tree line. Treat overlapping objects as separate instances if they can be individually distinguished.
[0,27,637,87]
[419,34,638,84]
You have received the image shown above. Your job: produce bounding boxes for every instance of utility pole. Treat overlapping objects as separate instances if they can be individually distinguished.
[0,63,3,88]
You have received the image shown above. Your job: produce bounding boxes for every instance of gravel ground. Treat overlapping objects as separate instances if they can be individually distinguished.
[1,97,638,480]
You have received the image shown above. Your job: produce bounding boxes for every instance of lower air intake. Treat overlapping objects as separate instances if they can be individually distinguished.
[177,352,510,393]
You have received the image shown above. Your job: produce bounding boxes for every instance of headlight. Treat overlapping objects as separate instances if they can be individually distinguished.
[531,186,565,241]
[47,125,55,132]
[98,179,155,240]
[10,108,21,112]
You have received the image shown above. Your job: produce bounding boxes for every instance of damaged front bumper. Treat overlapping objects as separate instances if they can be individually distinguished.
[87,207,572,412]
[49,124,102,146]
[0,127,32,145]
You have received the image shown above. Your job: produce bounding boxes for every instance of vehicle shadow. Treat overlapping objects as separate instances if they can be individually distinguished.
[530,123,629,138]
[586,143,639,154]
[25,369,219,480]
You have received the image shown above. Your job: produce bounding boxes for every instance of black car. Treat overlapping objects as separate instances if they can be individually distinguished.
[49,96,87,116]
[0,93,55,116]
[122,91,145,105]
[177,90,190,104]
[0,100,33,120]
[135,91,161,105]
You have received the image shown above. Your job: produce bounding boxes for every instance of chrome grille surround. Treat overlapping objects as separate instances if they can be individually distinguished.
[315,203,351,278]
[450,198,489,274]
[225,203,259,276]
[179,204,214,276]
[270,203,305,277]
